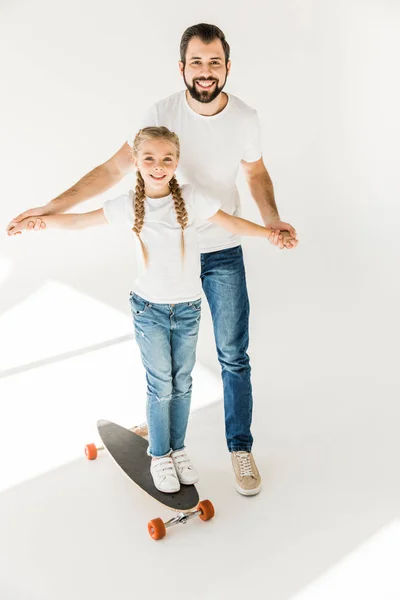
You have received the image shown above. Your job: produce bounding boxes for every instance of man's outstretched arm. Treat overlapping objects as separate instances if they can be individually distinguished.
[241,157,298,249]
[6,142,134,233]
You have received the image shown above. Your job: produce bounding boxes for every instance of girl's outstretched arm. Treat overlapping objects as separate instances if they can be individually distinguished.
[7,209,108,235]
[207,210,294,244]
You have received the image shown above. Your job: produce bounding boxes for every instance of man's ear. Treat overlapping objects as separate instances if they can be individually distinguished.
[178,61,185,76]
[226,60,231,76]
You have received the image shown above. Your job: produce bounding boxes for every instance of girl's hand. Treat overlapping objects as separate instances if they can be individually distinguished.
[265,220,298,250]
[280,231,299,250]
[7,217,46,236]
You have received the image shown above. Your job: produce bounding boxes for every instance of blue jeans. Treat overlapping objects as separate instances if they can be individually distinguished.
[201,245,253,452]
[129,292,201,457]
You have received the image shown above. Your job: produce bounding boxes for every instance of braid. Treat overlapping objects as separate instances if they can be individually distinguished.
[132,171,148,266]
[169,175,188,263]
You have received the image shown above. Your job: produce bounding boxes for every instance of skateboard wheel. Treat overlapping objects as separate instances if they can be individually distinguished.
[197,499,215,521]
[148,518,166,540]
[84,443,98,460]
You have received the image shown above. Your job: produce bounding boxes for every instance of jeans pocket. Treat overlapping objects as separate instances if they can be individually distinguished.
[129,292,151,316]
[189,299,202,312]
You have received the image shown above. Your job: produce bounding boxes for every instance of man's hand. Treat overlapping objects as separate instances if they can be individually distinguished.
[265,220,299,250]
[6,205,52,235]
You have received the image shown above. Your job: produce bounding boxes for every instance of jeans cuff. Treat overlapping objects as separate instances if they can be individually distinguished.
[229,447,252,453]
[170,445,185,454]
[147,449,172,458]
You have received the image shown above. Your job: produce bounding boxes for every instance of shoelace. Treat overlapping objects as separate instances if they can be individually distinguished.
[172,451,192,471]
[235,451,254,477]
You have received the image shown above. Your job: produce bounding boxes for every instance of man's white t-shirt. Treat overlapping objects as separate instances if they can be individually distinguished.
[127,91,262,254]
[103,184,220,304]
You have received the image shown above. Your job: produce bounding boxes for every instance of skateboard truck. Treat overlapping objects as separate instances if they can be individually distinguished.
[148,500,214,540]
[165,511,198,526]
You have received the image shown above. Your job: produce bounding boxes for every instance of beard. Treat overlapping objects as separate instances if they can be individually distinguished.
[183,71,227,104]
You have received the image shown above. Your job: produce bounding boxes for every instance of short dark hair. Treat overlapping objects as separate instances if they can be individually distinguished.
[180,23,230,65]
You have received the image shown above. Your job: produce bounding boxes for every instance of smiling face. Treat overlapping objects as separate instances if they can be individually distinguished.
[134,139,179,198]
[179,36,231,103]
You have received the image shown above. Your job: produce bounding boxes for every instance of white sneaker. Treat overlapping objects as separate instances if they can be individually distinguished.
[150,456,180,493]
[171,449,199,485]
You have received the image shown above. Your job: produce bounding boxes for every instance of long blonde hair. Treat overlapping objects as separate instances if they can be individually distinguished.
[131,127,188,267]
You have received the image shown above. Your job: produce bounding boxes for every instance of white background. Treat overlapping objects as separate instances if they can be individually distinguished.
[1,1,399,599]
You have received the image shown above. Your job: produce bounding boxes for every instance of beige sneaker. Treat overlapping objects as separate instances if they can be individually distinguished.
[231,451,262,496]
[131,422,148,439]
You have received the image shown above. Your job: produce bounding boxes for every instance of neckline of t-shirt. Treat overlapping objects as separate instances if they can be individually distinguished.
[182,89,231,119]
[144,192,172,201]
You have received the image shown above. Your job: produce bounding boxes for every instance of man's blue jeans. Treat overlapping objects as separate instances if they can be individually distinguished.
[201,245,253,452]
[129,292,201,458]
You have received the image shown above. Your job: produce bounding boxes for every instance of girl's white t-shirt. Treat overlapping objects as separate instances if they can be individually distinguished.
[103,184,220,304]
[127,91,262,254]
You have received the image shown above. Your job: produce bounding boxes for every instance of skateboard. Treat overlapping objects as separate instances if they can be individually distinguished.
[84,420,215,540]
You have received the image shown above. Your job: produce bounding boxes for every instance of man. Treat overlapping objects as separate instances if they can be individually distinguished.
[7,23,298,496]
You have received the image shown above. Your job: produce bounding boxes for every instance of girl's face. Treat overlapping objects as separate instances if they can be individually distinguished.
[135,139,179,198]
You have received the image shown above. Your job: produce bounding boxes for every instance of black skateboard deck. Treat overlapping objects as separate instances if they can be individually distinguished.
[97,419,199,512]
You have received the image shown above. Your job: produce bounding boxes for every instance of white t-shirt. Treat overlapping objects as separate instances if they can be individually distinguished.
[127,90,262,253]
[103,184,220,304]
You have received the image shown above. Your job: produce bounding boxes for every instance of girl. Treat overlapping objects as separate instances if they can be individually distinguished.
[9,127,291,493]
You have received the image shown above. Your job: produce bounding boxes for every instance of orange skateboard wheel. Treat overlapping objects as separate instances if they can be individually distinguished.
[148,518,166,540]
[84,443,98,460]
[197,499,215,521]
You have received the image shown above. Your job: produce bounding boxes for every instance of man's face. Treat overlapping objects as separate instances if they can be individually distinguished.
[179,37,231,103]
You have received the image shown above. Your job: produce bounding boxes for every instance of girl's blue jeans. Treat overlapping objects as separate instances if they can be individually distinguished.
[129,292,201,458]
